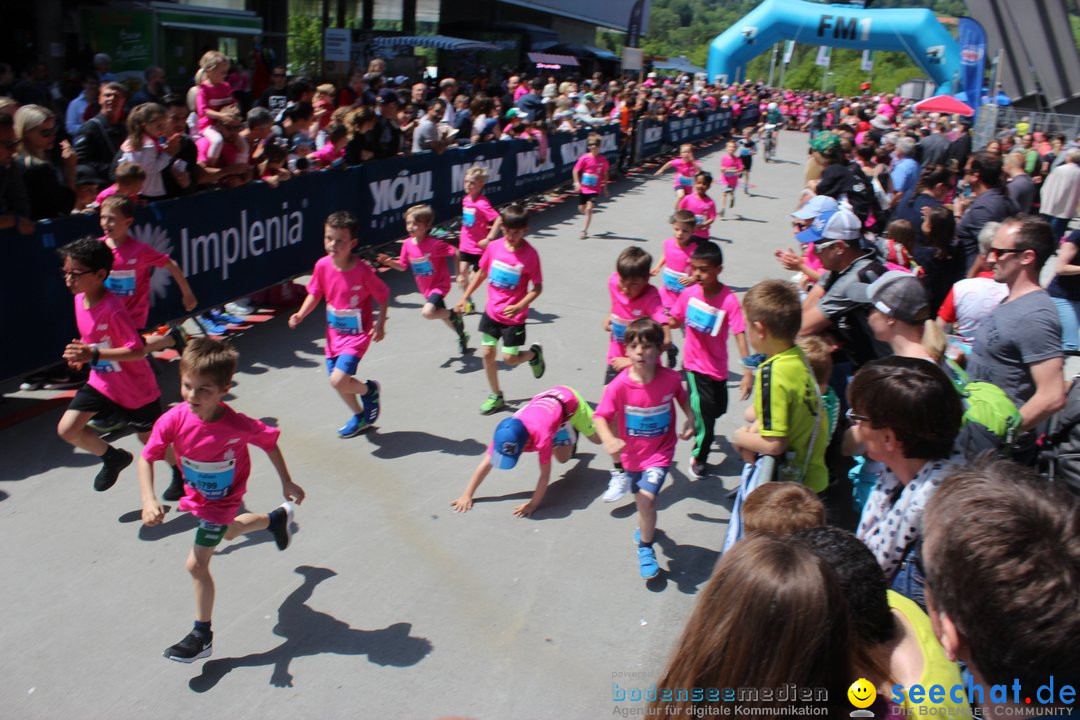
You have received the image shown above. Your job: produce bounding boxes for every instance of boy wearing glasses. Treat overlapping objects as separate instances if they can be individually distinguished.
[55,236,165,492]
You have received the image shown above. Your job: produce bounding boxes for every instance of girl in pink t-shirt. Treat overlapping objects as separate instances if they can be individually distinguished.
[677,172,717,239]
[719,140,744,218]
[195,51,237,165]
[377,205,469,355]
[458,166,502,309]
[653,143,701,210]
[572,133,610,239]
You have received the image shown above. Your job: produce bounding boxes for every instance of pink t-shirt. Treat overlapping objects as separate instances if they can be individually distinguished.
[670,158,699,189]
[75,292,159,409]
[311,143,343,167]
[142,403,280,525]
[480,238,542,326]
[720,153,744,187]
[574,153,609,195]
[595,367,687,472]
[196,80,236,132]
[94,185,140,206]
[101,236,172,329]
[607,272,667,363]
[514,85,529,101]
[678,193,717,239]
[460,193,499,255]
[494,385,581,466]
[306,255,390,358]
[399,235,455,299]
[670,284,746,380]
[658,236,699,310]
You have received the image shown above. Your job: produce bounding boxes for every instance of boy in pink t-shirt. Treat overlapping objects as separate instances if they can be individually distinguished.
[455,203,545,415]
[669,241,752,479]
[653,143,701,210]
[651,210,700,370]
[572,132,610,239]
[719,140,744,218]
[377,204,468,354]
[55,237,173,494]
[605,246,669,385]
[138,337,305,663]
[99,195,197,331]
[677,171,717,239]
[594,319,693,580]
[289,211,389,438]
[451,385,600,518]
[458,165,502,312]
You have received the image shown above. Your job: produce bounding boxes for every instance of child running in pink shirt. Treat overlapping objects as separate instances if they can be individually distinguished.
[377,204,469,354]
[55,237,172,493]
[651,210,700,369]
[653,143,700,210]
[138,337,305,663]
[288,211,388,438]
[195,51,238,164]
[458,165,502,313]
[605,246,669,385]
[718,140,744,218]
[455,203,545,415]
[677,171,717,240]
[594,319,694,579]
[451,385,599,517]
[669,241,752,479]
[572,132,610,239]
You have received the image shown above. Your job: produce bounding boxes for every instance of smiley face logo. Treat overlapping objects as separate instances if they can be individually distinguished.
[847,678,877,709]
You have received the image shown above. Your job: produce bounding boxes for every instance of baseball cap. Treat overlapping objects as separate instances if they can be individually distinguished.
[490,418,529,470]
[791,194,839,220]
[796,207,861,245]
[376,88,399,104]
[861,270,930,324]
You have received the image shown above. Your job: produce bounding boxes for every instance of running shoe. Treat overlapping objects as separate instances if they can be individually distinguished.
[338,413,367,438]
[602,469,632,503]
[529,343,545,379]
[361,380,380,424]
[267,501,296,550]
[480,392,505,415]
[163,629,212,663]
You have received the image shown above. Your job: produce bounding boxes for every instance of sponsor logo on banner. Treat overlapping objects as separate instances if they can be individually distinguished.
[179,203,306,281]
[368,169,435,229]
[450,155,503,195]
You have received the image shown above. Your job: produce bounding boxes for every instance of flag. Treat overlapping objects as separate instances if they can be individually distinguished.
[861,50,873,72]
[783,40,795,64]
[815,46,831,67]
[958,17,987,106]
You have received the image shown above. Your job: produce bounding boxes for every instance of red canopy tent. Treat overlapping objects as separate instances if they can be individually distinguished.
[913,95,975,116]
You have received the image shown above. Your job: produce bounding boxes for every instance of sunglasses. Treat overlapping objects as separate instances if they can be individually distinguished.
[987,246,1023,259]
[61,268,94,279]
[845,408,871,425]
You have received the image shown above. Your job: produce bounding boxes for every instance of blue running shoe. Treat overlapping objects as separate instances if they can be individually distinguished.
[361,380,380,424]
[337,414,367,438]
[213,310,247,325]
[195,314,228,335]
[637,545,660,580]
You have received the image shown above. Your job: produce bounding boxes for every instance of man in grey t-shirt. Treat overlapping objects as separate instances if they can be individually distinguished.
[412,99,450,155]
[968,217,1064,431]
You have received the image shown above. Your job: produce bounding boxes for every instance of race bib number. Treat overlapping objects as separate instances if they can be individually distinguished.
[662,267,688,294]
[409,254,434,277]
[327,305,362,335]
[582,172,599,188]
[677,174,693,187]
[180,456,236,500]
[625,404,672,438]
[610,314,630,343]
[489,259,523,290]
[553,422,577,447]
[104,269,136,297]
[686,297,726,337]
[694,214,706,226]
[89,340,121,374]
[462,207,476,228]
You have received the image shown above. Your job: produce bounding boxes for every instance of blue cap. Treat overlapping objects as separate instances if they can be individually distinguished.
[796,207,861,245]
[490,417,529,469]
[791,194,838,220]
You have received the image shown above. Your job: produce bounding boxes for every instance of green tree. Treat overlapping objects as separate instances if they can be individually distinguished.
[288,13,322,78]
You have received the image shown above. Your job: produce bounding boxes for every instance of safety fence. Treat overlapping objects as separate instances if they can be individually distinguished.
[3,111,735,382]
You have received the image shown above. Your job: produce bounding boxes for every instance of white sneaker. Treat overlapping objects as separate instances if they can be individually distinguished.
[602,470,632,502]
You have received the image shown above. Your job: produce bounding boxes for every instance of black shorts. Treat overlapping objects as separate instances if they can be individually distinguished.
[426,292,446,310]
[741,155,753,172]
[478,312,527,349]
[579,192,600,207]
[68,384,163,432]
[459,251,482,271]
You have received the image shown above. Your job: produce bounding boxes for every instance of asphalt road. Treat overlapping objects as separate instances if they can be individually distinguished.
[2,132,824,719]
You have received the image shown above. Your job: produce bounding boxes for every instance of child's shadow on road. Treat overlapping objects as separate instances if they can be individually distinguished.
[188,565,433,691]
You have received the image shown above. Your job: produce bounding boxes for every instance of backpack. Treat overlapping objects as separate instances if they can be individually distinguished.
[842,162,881,225]
[1039,376,1080,495]
[943,359,1023,460]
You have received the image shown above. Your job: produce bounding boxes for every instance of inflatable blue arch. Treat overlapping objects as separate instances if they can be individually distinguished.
[707,0,961,95]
